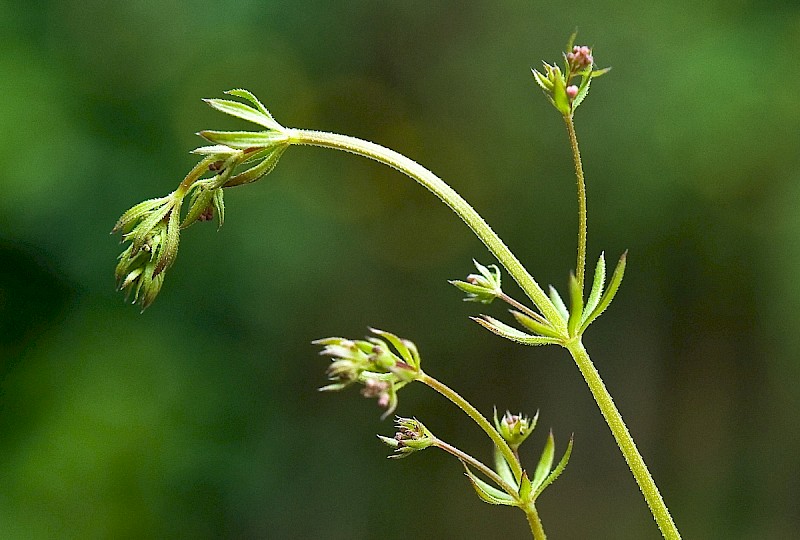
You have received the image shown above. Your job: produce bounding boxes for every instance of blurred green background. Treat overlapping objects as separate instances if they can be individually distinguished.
[2,1,799,538]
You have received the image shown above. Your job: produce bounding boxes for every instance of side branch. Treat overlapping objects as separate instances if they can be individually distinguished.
[287,128,566,333]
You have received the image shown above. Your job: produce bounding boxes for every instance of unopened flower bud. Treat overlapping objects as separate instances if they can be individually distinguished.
[361,378,391,409]
[378,417,435,458]
[495,409,538,449]
[566,85,579,100]
[113,194,182,310]
[451,260,503,304]
[567,45,593,71]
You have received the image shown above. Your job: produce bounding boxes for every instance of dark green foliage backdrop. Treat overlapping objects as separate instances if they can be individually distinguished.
[1,1,799,538]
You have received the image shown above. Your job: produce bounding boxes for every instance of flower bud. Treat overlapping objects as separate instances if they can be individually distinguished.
[495,409,539,449]
[378,417,435,458]
[566,85,579,100]
[113,194,182,310]
[361,378,391,409]
[450,260,502,304]
[566,45,594,71]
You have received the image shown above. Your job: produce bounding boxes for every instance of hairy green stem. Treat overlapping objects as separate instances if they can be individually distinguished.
[285,126,679,538]
[286,129,567,334]
[500,292,551,327]
[564,115,587,294]
[418,372,522,482]
[177,155,218,195]
[523,503,547,540]
[566,339,681,540]
[433,439,518,496]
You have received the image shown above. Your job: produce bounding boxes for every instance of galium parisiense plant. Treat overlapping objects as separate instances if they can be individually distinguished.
[113,35,681,539]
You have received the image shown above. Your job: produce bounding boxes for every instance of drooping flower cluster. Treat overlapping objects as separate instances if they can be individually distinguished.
[112,89,290,309]
[314,328,422,417]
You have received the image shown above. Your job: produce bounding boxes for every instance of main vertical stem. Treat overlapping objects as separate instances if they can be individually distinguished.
[564,115,587,294]
[524,504,547,540]
[566,340,681,540]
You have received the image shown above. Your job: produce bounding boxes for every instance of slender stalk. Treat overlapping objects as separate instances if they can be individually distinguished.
[523,503,547,540]
[565,339,681,540]
[418,372,523,482]
[433,439,518,496]
[564,115,587,294]
[286,128,567,335]
[500,292,551,327]
[177,155,217,195]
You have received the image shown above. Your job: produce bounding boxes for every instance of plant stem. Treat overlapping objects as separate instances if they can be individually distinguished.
[286,128,567,334]
[433,439,518,496]
[565,339,681,540]
[418,372,523,482]
[177,155,217,195]
[500,292,551,327]
[564,115,587,294]
[287,126,680,538]
[523,503,547,540]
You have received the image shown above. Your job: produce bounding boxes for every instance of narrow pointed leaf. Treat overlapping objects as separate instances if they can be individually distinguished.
[591,67,611,78]
[565,30,578,53]
[567,273,584,337]
[473,260,500,288]
[548,286,569,322]
[531,69,552,92]
[472,316,560,346]
[153,209,180,276]
[582,252,606,324]
[493,445,517,489]
[369,328,412,366]
[112,197,168,234]
[212,188,225,228]
[225,145,287,187]
[518,472,533,502]
[531,431,555,492]
[203,98,281,130]
[573,75,591,110]
[461,462,517,506]
[535,435,573,498]
[510,311,563,339]
[190,144,241,156]
[181,186,214,228]
[492,408,519,487]
[579,251,627,332]
[551,68,571,116]
[450,280,490,298]
[225,89,277,123]
[198,130,288,149]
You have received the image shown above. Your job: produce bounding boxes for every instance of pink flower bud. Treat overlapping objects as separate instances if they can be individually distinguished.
[567,45,594,71]
[566,85,579,100]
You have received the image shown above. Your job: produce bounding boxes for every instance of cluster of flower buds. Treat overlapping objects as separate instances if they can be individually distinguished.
[495,409,539,450]
[378,417,435,458]
[449,259,503,304]
[314,328,422,417]
[566,45,594,71]
[532,35,608,117]
[113,194,182,309]
[113,89,290,309]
